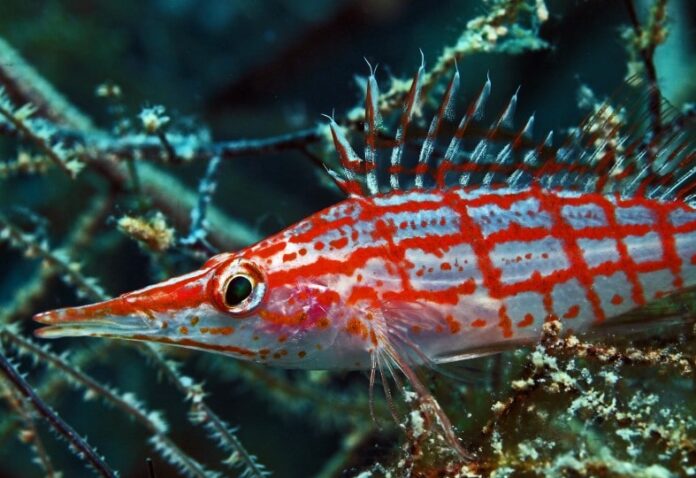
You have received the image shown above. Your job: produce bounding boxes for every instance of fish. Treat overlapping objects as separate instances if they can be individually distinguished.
[33,60,695,456]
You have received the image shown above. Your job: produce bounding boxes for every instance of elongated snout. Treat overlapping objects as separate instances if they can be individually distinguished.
[33,269,213,339]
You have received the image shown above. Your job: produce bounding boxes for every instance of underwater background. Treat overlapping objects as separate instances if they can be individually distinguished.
[1,0,695,477]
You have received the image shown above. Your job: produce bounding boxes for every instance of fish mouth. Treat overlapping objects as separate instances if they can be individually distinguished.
[34,317,157,339]
[33,300,157,340]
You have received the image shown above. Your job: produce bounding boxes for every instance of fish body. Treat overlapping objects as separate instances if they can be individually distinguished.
[34,66,696,375]
[35,185,696,369]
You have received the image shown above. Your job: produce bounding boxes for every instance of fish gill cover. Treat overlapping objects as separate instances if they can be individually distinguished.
[0,1,695,477]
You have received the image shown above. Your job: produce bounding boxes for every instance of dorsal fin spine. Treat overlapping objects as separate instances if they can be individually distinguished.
[495,87,520,132]
[364,66,381,195]
[389,61,425,191]
[325,62,694,203]
[414,69,460,189]
[327,118,366,196]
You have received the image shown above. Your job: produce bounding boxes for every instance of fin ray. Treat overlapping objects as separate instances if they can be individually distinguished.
[324,63,694,202]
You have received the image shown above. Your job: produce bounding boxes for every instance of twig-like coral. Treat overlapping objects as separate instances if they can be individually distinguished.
[0,346,117,478]
[0,87,84,177]
[0,375,58,477]
[1,329,218,478]
[622,0,667,129]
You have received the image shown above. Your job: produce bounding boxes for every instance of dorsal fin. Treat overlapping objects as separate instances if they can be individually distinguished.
[326,63,695,204]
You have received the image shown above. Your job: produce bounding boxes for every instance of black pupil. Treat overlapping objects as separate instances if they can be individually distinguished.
[225,275,253,306]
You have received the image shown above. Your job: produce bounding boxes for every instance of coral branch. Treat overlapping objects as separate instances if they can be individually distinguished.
[145,346,270,478]
[0,88,83,177]
[180,153,222,253]
[0,37,93,130]
[0,347,117,478]
[622,0,668,135]
[1,329,218,478]
[0,376,59,477]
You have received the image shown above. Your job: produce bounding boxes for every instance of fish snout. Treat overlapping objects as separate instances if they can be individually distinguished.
[32,296,154,339]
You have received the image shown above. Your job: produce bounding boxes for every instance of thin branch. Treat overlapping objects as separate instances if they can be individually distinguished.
[1,329,217,478]
[0,88,82,177]
[146,346,270,478]
[0,376,59,477]
[622,0,665,135]
[180,154,222,253]
[0,36,94,130]
[0,347,117,478]
[88,126,322,163]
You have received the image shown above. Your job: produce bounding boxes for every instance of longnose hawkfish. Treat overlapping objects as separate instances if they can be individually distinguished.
[34,60,695,457]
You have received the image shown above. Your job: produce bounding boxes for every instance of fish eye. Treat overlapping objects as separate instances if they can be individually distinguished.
[224,275,253,307]
[213,259,266,316]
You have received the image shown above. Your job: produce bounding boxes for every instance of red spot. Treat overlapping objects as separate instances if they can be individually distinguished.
[315,289,340,307]
[316,317,330,329]
[445,315,461,334]
[498,305,513,338]
[440,262,452,271]
[347,286,379,304]
[541,252,549,259]
[351,230,359,241]
[345,317,368,339]
[525,253,532,259]
[298,351,307,358]
[298,248,307,256]
[329,237,348,249]
[208,326,234,335]
[314,241,325,251]
[611,294,624,305]
[691,254,696,265]
[517,314,534,328]
[282,252,297,262]
[255,241,286,259]
[179,326,189,335]
[259,309,307,327]
[471,319,487,328]
[411,325,422,334]
[371,219,397,241]
[563,304,580,319]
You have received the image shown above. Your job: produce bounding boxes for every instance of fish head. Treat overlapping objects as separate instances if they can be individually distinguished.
[33,247,355,368]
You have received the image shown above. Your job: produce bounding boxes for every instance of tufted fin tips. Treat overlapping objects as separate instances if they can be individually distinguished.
[323,59,695,202]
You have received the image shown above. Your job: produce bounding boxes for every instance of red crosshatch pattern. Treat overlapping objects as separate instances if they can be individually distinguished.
[240,185,696,344]
[33,67,696,374]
